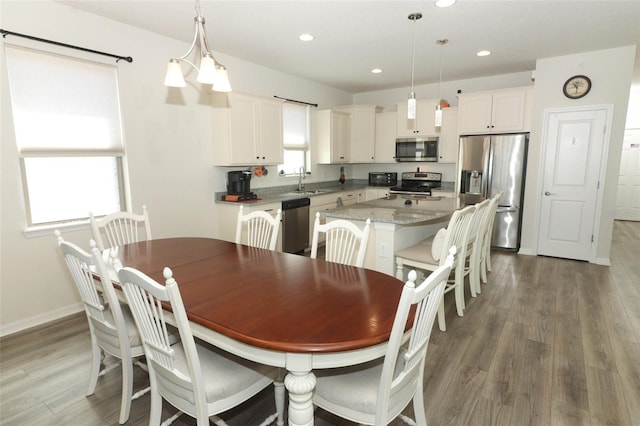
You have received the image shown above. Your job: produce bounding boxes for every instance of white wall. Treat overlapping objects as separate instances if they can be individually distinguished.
[520,45,636,263]
[0,0,351,335]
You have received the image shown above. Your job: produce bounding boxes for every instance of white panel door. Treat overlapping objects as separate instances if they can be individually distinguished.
[615,129,640,221]
[537,108,608,261]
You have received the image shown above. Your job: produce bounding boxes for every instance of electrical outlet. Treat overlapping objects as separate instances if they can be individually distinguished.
[378,243,389,258]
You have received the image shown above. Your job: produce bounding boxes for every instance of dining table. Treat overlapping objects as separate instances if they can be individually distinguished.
[107,237,408,426]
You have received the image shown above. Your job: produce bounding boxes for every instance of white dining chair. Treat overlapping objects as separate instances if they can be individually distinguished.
[310,212,371,267]
[465,198,491,298]
[89,205,152,251]
[313,247,455,426]
[481,191,503,285]
[55,231,149,424]
[235,204,282,251]
[395,204,476,331]
[115,262,285,426]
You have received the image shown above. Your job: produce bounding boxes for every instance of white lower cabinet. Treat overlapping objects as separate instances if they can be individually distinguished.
[365,187,391,201]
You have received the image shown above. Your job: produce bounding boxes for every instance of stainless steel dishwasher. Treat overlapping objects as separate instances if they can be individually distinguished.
[281,197,310,254]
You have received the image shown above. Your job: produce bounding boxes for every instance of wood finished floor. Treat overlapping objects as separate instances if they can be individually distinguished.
[1,220,639,425]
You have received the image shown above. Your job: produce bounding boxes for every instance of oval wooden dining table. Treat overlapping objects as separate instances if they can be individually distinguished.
[109,237,408,426]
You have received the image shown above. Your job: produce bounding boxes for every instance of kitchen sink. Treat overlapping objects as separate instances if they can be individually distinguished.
[285,189,332,196]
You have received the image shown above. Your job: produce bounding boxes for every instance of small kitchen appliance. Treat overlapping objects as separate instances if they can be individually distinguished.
[368,172,398,187]
[389,172,442,195]
[224,170,257,201]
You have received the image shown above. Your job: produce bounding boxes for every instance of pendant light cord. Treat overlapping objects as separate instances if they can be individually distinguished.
[410,15,419,93]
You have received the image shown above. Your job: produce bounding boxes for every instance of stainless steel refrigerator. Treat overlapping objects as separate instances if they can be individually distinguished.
[458,133,529,250]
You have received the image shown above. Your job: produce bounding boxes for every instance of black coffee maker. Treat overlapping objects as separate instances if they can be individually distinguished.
[225,170,256,200]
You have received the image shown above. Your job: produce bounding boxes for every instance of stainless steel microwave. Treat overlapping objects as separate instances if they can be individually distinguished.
[395,137,439,162]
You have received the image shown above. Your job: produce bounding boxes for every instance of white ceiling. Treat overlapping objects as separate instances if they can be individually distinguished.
[58,0,640,93]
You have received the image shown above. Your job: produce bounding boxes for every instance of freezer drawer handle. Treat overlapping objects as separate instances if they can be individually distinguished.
[496,207,518,213]
[544,191,556,196]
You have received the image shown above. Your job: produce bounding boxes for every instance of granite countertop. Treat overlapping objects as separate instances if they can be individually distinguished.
[323,195,460,225]
[214,181,368,206]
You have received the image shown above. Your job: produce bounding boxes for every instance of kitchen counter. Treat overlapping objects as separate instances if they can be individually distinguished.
[323,195,458,225]
[321,195,462,277]
[214,182,367,205]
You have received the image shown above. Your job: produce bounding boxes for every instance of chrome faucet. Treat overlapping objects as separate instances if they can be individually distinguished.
[297,166,306,191]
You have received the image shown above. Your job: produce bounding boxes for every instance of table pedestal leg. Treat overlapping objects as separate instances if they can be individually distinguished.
[284,370,316,426]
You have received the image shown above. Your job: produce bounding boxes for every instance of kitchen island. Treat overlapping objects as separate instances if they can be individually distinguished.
[323,195,461,277]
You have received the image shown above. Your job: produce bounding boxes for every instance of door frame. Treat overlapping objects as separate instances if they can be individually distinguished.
[533,104,613,263]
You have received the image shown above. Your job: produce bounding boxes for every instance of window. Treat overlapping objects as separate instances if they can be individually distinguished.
[278,103,310,176]
[5,44,126,226]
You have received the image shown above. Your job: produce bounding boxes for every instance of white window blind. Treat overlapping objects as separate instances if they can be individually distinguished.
[279,103,309,175]
[5,45,124,155]
[4,44,126,226]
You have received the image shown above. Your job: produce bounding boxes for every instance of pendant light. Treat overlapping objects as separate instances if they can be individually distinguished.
[164,0,231,92]
[407,13,422,119]
[434,38,448,127]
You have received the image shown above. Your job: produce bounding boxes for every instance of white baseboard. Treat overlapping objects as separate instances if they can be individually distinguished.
[517,248,535,256]
[0,303,83,338]
[595,257,611,266]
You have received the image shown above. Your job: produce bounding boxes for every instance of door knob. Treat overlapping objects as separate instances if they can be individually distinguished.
[544,191,556,196]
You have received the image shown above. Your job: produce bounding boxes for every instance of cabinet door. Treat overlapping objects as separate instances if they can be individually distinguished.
[258,99,284,164]
[457,93,493,135]
[438,107,459,163]
[490,90,529,133]
[228,94,260,164]
[332,112,350,163]
[340,191,358,206]
[375,112,397,163]
[396,100,438,137]
[349,107,375,163]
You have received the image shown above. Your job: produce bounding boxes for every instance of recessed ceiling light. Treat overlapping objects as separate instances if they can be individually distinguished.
[299,34,314,42]
[476,50,491,57]
[435,0,456,7]
[371,68,383,74]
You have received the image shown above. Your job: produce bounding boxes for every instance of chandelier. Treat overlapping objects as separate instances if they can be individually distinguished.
[163,1,231,92]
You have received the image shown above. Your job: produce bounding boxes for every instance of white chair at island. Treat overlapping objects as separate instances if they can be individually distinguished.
[313,247,455,426]
[55,232,149,424]
[235,204,282,251]
[395,204,476,331]
[115,263,285,426]
[89,205,151,251]
[465,198,491,298]
[310,212,371,267]
[480,191,503,286]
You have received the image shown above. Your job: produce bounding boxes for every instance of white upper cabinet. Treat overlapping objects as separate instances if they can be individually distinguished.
[315,109,350,164]
[437,107,459,163]
[457,87,533,135]
[335,105,381,163]
[374,111,397,163]
[212,92,284,166]
[396,99,439,137]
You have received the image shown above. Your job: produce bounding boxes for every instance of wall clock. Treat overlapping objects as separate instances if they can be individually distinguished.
[563,75,591,99]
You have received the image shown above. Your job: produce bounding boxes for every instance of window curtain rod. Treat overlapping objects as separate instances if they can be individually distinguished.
[0,29,133,63]
[274,95,318,108]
